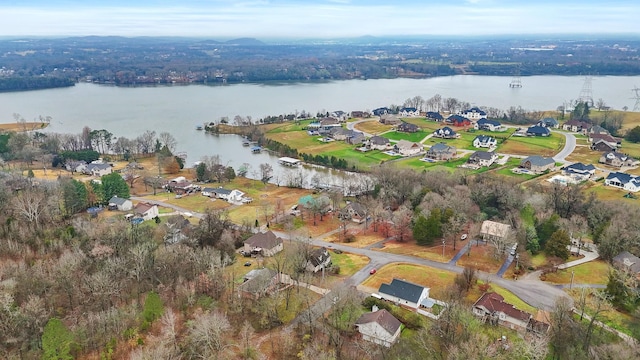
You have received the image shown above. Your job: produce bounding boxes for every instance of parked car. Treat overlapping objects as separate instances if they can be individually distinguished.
[510,243,517,256]
[369,268,377,275]
[244,262,252,267]
[460,234,468,241]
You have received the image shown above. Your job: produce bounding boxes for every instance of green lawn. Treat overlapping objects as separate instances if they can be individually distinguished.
[382,130,429,143]
[619,139,640,158]
[266,119,316,133]
[543,260,611,285]
[493,158,541,181]
[394,155,470,172]
[330,251,370,276]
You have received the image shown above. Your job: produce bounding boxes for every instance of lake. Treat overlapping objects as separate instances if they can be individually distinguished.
[1,75,639,185]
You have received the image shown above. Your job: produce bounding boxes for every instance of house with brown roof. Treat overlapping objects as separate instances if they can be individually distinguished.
[396,121,420,133]
[589,133,621,150]
[473,292,532,331]
[339,202,367,223]
[480,220,512,244]
[367,135,391,150]
[355,309,403,348]
[562,119,591,133]
[243,231,284,257]
[134,202,159,221]
[305,247,332,273]
[393,140,423,156]
[424,143,456,161]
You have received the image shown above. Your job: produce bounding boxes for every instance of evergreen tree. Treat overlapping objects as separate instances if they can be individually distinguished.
[413,215,431,245]
[196,162,208,182]
[545,229,571,260]
[101,172,130,203]
[42,318,74,360]
[61,178,89,215]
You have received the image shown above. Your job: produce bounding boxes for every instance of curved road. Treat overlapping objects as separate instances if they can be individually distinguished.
[552,130,577,164]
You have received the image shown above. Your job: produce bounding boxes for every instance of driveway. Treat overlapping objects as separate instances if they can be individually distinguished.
[130,196,205,219]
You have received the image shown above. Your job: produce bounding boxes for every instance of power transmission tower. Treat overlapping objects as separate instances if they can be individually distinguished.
[578,76,594,106]
[509,66,522,88]
[632,86,640,111]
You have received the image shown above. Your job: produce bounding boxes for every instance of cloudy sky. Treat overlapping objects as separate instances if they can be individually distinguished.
[1,0,638,38]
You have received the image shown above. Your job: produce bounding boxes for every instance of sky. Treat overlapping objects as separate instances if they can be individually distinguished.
[0,0,639,39]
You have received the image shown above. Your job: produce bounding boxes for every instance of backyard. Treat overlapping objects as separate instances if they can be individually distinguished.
[498,132,565,156]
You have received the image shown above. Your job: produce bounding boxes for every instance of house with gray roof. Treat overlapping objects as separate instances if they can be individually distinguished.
[520,156,555,173]
[526,125,551,137]
[468,151,498,167]
[433,126,459,139]
[605,172,640,192]
[474,118,503,132]
[306,247,332,273]
[379,114,402,125]
[398,107,419,117]
[238,268,279,299]
[108,196,133,211]
[378,278,430,310]
[84,163,113,177]
[599,152,638,167]
[473,135,497,148]
[346,130,366,145]
[367,135,391,150]
[424,142,456,161]
[562,163,596,181]
[538,117,559,128]
[397,121,420,133]
[339,202,367,223]
[355,309,403,348]
[613,251,640,275]
[243,231,284,257]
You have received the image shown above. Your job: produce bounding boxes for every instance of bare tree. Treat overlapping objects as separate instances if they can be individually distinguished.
[259,163,273,184]
[391,205,413,242]
[158,132,178,153]
[184,311,232,359]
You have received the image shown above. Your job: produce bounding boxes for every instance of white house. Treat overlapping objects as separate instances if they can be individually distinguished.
[605,172,640,192]
[468,151,498,167]
[367,136,391,150]
[227,189,246,203]
[398,107,419,117]
[201,187,216,197]
[108,196,133,211]
[461,107,487,120]
[393,140,423,156]
[134,202,159,221]
[562,163,596,181]
[83,163,112,177]
[473,135,497,148]
[474,118,503,132]
[378,278,430,310]
[355,309,402,348]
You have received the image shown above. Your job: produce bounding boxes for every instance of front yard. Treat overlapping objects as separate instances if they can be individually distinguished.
[361,263,457,299]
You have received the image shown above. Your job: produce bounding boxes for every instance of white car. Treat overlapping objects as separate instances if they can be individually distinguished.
[460,234,468,241]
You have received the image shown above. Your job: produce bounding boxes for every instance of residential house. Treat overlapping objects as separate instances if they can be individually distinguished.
[612,251,640,276]
[480,220,512,244]
[538,117,559,128]
[398,107,419,117]
[372,107,390,116]
[562,119,590,133]
[591,140,617,152]
[367,136,391,150]
[65,160,87,173]
[299,195,332,214]
[319,117,340,126]
[378,278,430,310]
[355,309,402,348]
[474,118,503,132]
[604,172,640,192]
[588,125,610,135]
[520,156,555,173]
[329,127,351,141]
[527,310,552,336]
[426,112,444,121]
[447,114,471,127]
[424,142,457,161]
[330,111,348,122]
[201,187,217,197]
[108,196,133,211]
[562,162,596,181]
[526,125,551,137]
[134,202,159,221]
[589,133,621,150]
[393,140,423,156]
[84,163,113,177]
[379,114,402,125]
[351,111,370,118]
[306,247,332,273]
[238,268,279,299]
[227,189,246,203]
[346,131,366,145]
[339,202,368,223]
[163,214,192,245]
[243,231,284,257]
[433,126,459,139]
[473,292,532,331]
[468,151,498,167]
[210,187,232,199]
[473,135,497,148]
[461,107,487,120]
[599,152,638,167]
[396,122,420,133]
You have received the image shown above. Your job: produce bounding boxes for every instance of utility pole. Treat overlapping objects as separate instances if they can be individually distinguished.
[570,270,575,289]
[442,239,446,260]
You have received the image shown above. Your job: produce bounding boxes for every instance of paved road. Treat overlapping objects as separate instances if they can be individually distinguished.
[553,130,577,164]
[346,118,375,136]
[274,231,570,311]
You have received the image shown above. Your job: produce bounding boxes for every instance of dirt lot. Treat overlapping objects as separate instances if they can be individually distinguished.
[456,242,504,273]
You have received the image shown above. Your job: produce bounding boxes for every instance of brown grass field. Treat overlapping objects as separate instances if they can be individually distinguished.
[353,120,392,135]
[361,263,457,299]
[456,243,504,274]
[324,231,386,248]
[0,122,49,132]
[375,240,460,263]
